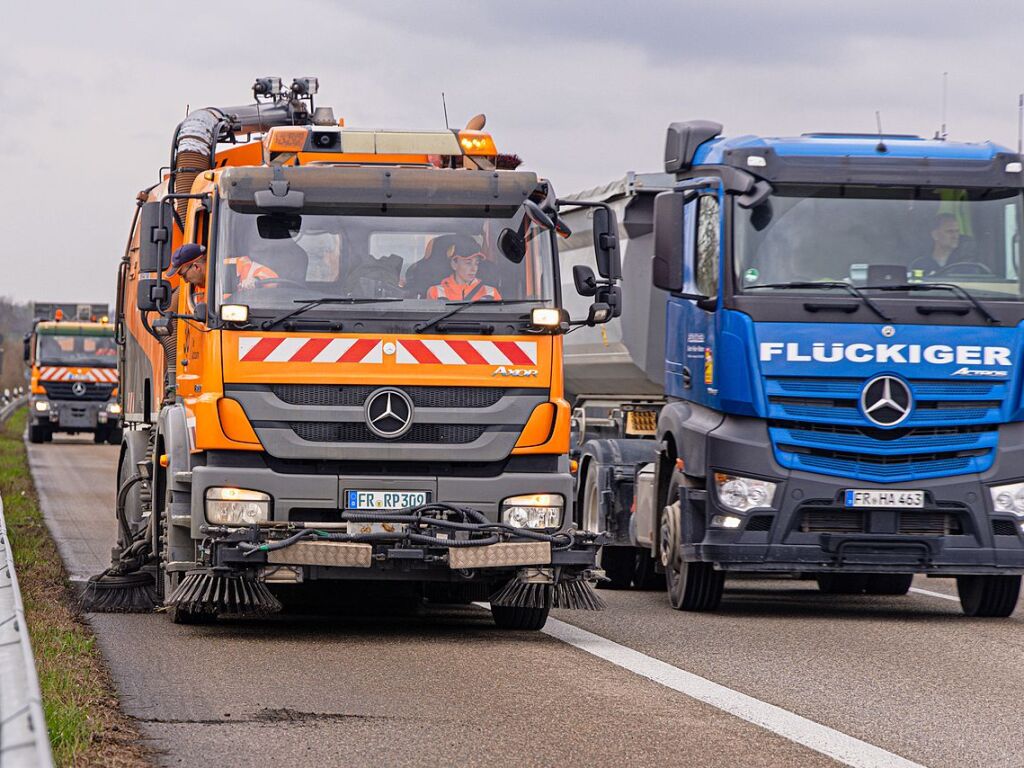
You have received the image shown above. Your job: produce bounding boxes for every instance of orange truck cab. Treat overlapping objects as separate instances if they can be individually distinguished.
[24,303,121,444]
[116,77,622,628]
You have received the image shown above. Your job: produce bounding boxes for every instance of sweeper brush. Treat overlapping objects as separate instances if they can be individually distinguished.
[167,569,282,616]
[489,576,604,611]
[81,570,158,613]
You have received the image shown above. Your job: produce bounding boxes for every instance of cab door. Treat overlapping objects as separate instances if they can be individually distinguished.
[664,183,723,407]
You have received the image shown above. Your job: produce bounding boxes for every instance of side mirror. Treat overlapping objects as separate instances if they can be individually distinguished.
[139,201,173,273]
[497,228,526,264]
[22,334,30,363]
[595,284,622,319]
[585,302,612,326]
[523,199,554,231]
[137,279,171,312]
[592,207,621,280]
[573,265,598,297]
[653,191,685,292]
[192,302,208,323]
[151,317,171,338]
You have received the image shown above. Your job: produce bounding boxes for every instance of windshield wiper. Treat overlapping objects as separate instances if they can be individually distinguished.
[861,283,998,324]
[746,282,892,322]
[261,297,402,330]
[415,299,541,334]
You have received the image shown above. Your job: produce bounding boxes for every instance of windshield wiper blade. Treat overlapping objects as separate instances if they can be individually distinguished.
[747,282,892,322]
[261,297,402,330]
[415,299,541,334]
[861,283,998,324]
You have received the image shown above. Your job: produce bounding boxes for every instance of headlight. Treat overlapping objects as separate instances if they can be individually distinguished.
[107,402,122,415]
[713,472,777,513]
[501,493,563,530]
[33,400,49,412]
[205,487,271,525]
[990,481,1024,516]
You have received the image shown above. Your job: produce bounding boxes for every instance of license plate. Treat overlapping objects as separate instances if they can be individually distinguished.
[345,490,431,511]
[844,489,925,508]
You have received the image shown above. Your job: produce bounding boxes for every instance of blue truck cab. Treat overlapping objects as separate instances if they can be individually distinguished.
[563,121,1024,617]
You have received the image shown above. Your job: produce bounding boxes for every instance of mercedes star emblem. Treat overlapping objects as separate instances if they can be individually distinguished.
[71,381,87,397]
[364,388,414,439]
[860,375,912,427]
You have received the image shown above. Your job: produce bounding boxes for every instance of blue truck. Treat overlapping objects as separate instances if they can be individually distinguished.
[559,122,1024,617]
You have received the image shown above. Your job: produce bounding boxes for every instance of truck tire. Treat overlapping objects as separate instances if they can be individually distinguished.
[28,423,50,444]
[490,603,549,631]
[816,574,869,594]
[93,426,110,444]
[598,546,635,589]
[864,573,913,595]
[660,504,723,611]
[957,575,1021,617]
[106,427,123,445]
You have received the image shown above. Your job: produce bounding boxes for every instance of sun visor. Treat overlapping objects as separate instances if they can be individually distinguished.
[221,166,538,216]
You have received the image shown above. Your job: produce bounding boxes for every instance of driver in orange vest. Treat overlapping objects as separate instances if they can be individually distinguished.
[426,243,501,301]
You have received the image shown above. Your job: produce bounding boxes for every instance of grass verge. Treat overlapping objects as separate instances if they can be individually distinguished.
[0,408,150,767]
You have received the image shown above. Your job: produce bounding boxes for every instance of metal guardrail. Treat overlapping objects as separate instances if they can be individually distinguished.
[0,397,55,768]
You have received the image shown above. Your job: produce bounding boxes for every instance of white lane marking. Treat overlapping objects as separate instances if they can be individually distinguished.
[909,587,959,603]
[542,617,927,768]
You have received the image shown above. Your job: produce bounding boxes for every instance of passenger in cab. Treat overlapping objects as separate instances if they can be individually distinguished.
[426,241,502,301]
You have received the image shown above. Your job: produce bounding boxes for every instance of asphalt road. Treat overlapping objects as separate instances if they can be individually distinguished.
[28,436,1024,768]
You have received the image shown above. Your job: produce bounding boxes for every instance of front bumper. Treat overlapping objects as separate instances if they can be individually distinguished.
[188,459,596,582]
[690,417,1024,575]
[32,399,113,430]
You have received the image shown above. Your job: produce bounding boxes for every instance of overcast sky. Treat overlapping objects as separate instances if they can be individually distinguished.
[2,0,1022,304]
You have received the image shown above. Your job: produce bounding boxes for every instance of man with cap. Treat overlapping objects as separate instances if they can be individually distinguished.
[426,241,502,301]
[167,244,210,303]
[168,244,278,304]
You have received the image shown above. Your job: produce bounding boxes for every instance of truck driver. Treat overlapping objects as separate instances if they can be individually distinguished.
[426,241,502,301]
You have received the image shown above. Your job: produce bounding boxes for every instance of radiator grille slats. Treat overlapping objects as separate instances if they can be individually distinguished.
[272,384,505,409]
[290,422,489,444]
[41,381,114,402]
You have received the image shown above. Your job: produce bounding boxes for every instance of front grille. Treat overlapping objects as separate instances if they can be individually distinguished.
[273,384,506,409]
[898,512,961,536]
[765,372,1003,482]
[993,520,1019,537]
[798,503,965,535]
[801,509,866,533]
[290,421,489,444]
[41,381,114,402]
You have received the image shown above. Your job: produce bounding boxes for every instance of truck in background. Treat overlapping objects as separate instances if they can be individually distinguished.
[24,303,121,444]
[560,123,1024,617]
[99,77,620,629]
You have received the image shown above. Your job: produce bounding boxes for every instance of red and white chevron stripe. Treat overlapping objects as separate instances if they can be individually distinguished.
[238,337,384,364]
[38,366,118,383]
[396,339,536,366]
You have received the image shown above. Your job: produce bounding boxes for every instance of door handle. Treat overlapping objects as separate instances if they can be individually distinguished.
[682,366,692,388]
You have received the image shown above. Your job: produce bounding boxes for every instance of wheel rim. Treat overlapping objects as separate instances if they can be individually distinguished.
[660,505,686,607]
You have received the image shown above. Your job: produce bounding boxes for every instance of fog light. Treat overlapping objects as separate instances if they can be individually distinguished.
[33,400,49,412]
[714,472,777,513]
[990,481,1024,516]
[205,487,271,526]
[711,514,742,529]
[220,304,250,323]
[501,493,563,530]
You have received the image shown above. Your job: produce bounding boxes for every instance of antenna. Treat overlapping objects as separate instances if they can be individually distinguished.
[875,111,887,153]
[940,71,948,140]
[441,92,449,130]
[1017,94,1022,156]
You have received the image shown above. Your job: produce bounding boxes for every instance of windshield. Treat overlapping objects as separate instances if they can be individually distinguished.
[213,204,556,320]
[735,185,1024,300]
[37,333,117,367]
